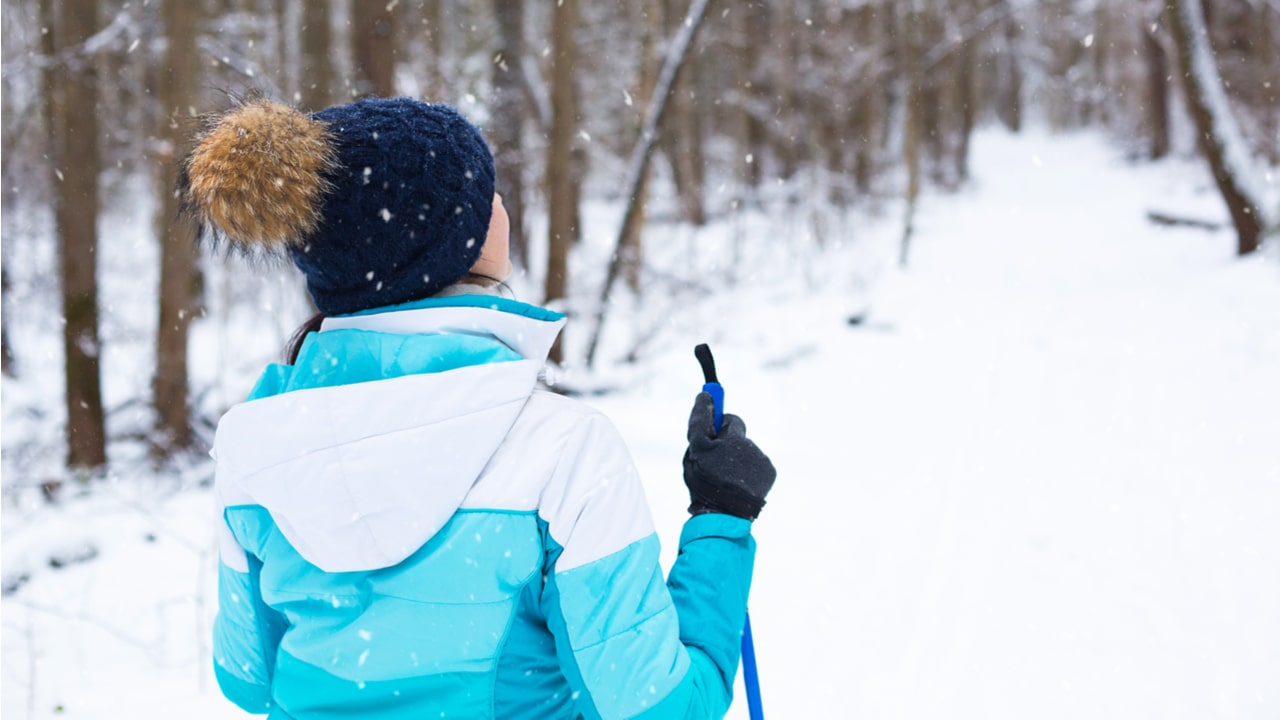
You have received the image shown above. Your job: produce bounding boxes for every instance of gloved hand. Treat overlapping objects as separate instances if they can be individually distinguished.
[683,392,777,520]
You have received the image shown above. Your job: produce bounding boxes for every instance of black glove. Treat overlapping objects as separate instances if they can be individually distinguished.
[683,392,777,520]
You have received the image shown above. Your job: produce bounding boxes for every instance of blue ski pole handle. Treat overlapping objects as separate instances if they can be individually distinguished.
[694,344,725,431]
[693,344,764,720]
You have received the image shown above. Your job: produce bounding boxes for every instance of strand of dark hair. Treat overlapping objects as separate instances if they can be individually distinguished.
[284,311,327,364]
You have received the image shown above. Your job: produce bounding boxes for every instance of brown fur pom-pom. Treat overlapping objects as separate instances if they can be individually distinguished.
[182,99,335,250]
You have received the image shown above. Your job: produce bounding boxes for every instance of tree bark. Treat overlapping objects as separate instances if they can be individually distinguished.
[920,6,947,187]
[900,1,925,267]
[997,0,1023,133]
[660,0,706,226]
[773,1,799,179]
[352,0,398,98]
[2,46,18,380]
[492,0,528,270]
[545,0,580,365]
[953,22,977,184]
[1264,3,1280,164]
[408,0,446,102]
[878,0,903,153]
[299,0,333,111]
[152,0,203,456]
[271,0,294,103]
[1,264,15,378]
[1258,3,1280,165]
[50,0,108,470]
[1167,0,1267,255]
[620,0,662,292]
[1144,10,1171,160]
[1089,1,1110,128]
[742,2,768,189]
[851,2,881,195]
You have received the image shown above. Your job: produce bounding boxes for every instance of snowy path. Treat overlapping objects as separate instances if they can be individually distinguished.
[599,131,1280,719]
[3,130,1278,719]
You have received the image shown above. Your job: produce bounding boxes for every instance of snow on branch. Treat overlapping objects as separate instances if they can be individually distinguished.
[0,9,133,78]
[924,2,1012,72]
[1168,0,1274,253]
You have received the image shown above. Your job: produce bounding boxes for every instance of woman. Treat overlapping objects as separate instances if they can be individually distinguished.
[186,95,776,719]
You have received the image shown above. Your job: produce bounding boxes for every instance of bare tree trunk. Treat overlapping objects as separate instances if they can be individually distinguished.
[0,71,17,380]
[851,2,881,196]
[1167,0,1268,255]
[660,0,706,226]
[921,7,947,187]
[742,2,768,190]
[774,1,799,180]
[299,0,333,111]
[30,0,61,484]
[953,22,977,184]
[620,0,662,292]
[672,66,706,225]
[152,0,203,457]
[492,0,528,271]
[1259,3,1280,165]
[1144,9,1171,159]
[878,0,903,153]
[997,0,1022,133]
[900,1,925,267]
[1,264,14,378]
[687,58,707,219]
[352,0,398,98]
[819,6,853,206]
[50,0,107,470]
[545,0,579,365]
[419,0,445,101]
[270,0,294,103]
[1090,1,1110,128]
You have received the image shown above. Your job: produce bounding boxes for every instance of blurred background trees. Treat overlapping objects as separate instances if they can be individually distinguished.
[1,0,1277,474]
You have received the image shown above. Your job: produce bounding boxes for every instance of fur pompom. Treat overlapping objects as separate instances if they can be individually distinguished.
[182,98,335,250]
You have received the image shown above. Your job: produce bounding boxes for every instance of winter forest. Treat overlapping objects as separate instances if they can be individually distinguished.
[2,0,1279,717]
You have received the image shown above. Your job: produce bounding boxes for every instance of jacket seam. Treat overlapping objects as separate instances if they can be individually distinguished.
[227,395,529,486]
[489,567,544,719]
[567,596,676,654]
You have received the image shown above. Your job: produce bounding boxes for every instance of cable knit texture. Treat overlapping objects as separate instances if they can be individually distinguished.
[183,96,495,316]
[300,98,495,314]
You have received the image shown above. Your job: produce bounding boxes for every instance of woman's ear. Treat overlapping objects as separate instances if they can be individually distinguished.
[470,194,512,281]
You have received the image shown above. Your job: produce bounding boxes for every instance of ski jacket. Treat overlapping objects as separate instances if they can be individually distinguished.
[211,293,756,719]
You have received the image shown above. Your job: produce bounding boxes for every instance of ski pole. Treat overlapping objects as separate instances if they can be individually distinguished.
[694,344,764,720]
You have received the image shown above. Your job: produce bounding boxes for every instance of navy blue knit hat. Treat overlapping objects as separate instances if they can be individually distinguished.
[181,96,495,315]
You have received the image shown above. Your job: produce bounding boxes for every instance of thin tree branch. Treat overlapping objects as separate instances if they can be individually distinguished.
[197,36,281,96]
[923,2,1011,72]
[0,8,132,78]
[584,0,715,369]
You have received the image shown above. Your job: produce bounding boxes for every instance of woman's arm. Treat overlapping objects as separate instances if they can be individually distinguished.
[212,518,287,714]
[538,410,756,719]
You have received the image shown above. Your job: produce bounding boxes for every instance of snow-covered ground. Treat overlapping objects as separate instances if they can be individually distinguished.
[4,128,1279,719]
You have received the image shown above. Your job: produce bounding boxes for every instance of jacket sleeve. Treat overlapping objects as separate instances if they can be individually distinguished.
[212,515,287,714]
[539,412,756,720]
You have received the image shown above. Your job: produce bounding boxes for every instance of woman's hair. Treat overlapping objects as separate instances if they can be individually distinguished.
[282,273,513,364]
[284,312,327,365]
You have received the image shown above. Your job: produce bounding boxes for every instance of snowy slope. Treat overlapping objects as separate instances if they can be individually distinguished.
[3,128,1279,719]
[596,130,1280,719]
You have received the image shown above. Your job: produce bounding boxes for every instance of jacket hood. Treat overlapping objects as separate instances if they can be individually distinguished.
[213,298,565,573]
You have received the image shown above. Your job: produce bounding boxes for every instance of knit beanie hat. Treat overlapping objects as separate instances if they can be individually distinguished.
[180,96,495,315]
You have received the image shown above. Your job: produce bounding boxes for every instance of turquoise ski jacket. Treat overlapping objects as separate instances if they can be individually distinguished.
[211,294,756,719]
